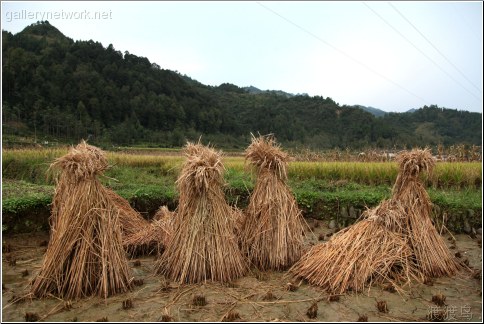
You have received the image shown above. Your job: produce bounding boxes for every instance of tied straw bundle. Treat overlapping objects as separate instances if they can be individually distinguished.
[241,134,306,270]
[31,141,132,299]
[290,148,461,294]
[155,142,247,283]
[290,200,418,294]
[47,140,164,256]
[392,149,460,278]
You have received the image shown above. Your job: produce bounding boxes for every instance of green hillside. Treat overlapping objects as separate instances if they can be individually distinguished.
[2,21,481,149]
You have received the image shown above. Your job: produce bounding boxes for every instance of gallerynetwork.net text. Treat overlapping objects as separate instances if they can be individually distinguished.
[5,9,112,22]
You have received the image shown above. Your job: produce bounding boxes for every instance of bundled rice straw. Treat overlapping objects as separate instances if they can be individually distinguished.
[392,149,460,277]
[155,142,247,283]
[290,148,460,294]
[47,141,108,232]
[241,134,306,270]
[31,141,132,299]
[106,188,149,238]
[123,205,174,255]
[48,142,157,256]
[291,200,418,294]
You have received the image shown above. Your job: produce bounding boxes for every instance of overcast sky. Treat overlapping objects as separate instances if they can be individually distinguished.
[2,1,483,113]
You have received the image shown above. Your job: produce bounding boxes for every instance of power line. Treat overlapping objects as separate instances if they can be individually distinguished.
[255,1,431,106]
[389,2,482,93]
[363,2,481,102]
[451,2,481,43]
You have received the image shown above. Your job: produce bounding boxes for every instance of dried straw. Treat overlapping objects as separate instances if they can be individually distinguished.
[123,205,174,256]
[49,141,151,248]
[393,149,460,277]
[245,134,289,180]
[153,205,175,221]
[155,142,247,283]
[241,135,306,270]
[232,206,246,237]
[290,202,418,294]
[31,141,132,299]
[290,148,460,293]
[47,141,108,232]
[106,189,149,238]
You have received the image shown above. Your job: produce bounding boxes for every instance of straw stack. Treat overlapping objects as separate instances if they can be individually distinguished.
[290,148,460,294]
[290,200,417,294]
[241,135,306,270]
[155,142,247,283]
[392,149,460,278]
[31,141,132,299]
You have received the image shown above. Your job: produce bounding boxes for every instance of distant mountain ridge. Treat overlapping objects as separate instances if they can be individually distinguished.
[2,21,481,149]
[352,105,387,117]
[243,86,295,98]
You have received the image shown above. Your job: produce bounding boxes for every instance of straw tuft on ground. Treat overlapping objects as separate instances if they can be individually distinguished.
[153,205,174,221]
[241,134,306,270]
[31,141,132,299]
[123,205,174,256]
[290,148,460,294]
[155,142,247,283]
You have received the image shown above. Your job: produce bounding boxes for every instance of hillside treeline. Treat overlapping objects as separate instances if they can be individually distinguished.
[2,21,481,149]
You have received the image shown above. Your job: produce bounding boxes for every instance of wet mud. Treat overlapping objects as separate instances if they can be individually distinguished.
[2,220,482,322]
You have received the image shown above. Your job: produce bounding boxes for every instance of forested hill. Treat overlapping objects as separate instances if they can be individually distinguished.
[2,21,481,149]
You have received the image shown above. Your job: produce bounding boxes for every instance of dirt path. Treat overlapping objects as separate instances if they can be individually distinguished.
[2,221,482,322]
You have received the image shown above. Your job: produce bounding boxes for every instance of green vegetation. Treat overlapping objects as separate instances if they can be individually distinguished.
[2,180,53,213]
[2,148,481,234]
[428,188,482,211]
[3,148,481,189]
[2,21,482,149]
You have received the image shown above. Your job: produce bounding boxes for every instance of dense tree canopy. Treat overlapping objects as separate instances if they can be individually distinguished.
[2,21,481,149]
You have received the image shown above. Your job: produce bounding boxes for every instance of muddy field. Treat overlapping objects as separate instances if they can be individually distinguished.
[2,219,482,322]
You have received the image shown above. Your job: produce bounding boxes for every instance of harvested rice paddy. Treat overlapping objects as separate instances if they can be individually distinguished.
[1,146,482,322]
[1,219,481,322]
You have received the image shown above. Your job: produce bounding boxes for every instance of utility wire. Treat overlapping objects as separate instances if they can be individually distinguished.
[363,2,480,102]
[255,1,431,106]
[389,2,482,93]
[451,2,481,43]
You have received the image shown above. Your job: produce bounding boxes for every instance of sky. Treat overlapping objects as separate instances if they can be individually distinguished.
[2,1,483,113]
